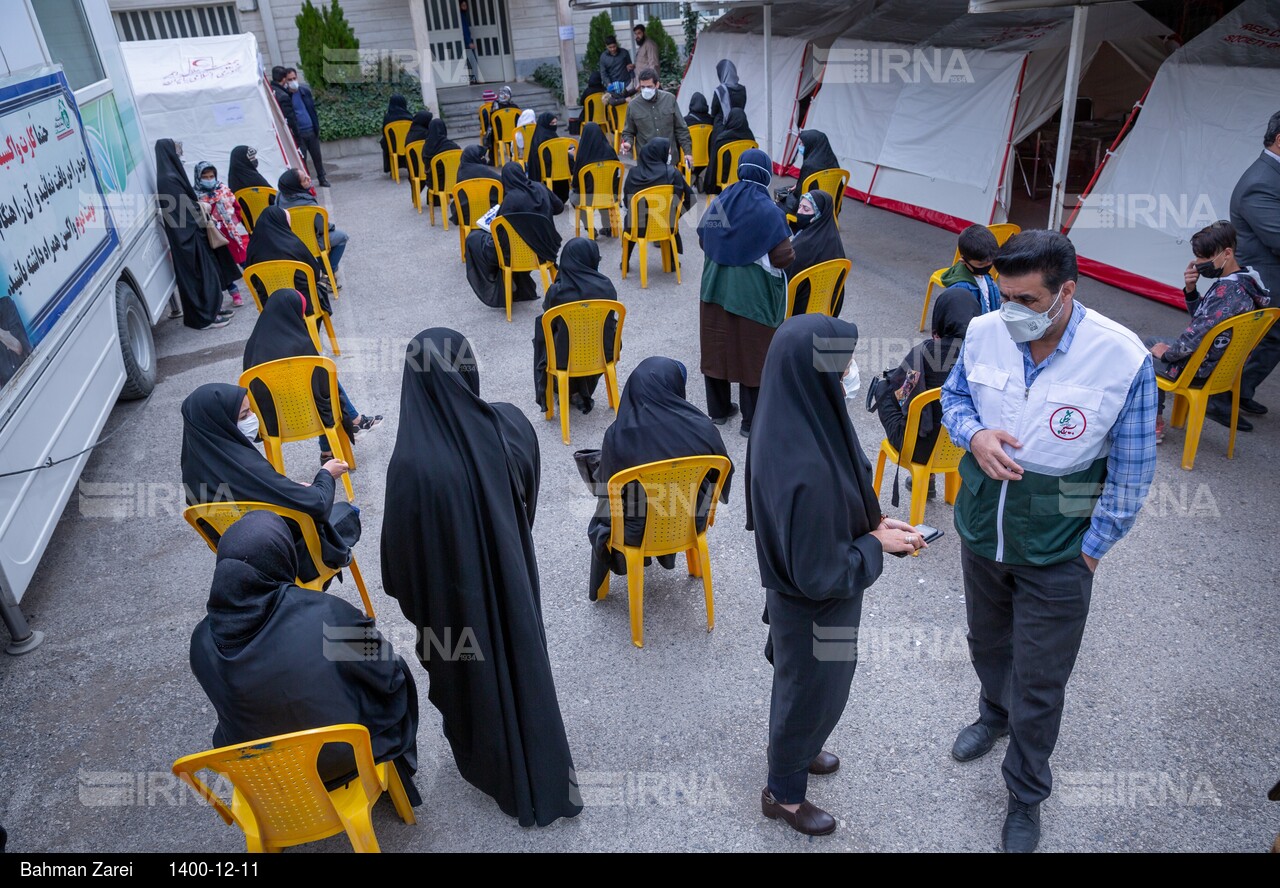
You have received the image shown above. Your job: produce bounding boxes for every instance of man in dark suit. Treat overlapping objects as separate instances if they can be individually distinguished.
[270,65,330,188]
[1214,111,1280,429]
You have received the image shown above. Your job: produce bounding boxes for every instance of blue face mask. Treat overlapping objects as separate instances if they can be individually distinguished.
[198,176,218,192]
[796,143,805,161]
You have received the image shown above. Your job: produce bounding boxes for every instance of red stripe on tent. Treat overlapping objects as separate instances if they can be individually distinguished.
[1062,80,1154,234]
[853,192,973,233]
[992,56,1030,225]
[1077,256,1185,309]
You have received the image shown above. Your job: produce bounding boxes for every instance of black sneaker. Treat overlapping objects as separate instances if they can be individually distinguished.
[318,178,332,188]
[353,414,383,439]
[205,316,232,330]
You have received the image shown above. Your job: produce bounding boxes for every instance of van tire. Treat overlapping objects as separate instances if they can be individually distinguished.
[116,281,156,400]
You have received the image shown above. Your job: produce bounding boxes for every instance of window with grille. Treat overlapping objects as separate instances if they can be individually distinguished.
[113,4,241,42]
[611,4,698,24]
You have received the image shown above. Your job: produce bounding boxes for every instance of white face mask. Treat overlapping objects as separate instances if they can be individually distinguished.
[237,412,260,441]
[641,86,657,101]
[287,80,299,92]
[842,358,861,401]
[999,286,1066,344]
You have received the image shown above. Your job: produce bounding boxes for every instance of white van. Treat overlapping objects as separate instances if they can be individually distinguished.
[0,0,175,653]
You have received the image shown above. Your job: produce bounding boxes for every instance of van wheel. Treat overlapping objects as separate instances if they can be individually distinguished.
[117,281,156,400]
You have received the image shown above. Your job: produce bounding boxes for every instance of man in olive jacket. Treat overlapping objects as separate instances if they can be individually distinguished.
[620,68,691,167]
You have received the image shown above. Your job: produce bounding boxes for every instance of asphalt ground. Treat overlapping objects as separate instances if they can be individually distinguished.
[2,147,1277,853]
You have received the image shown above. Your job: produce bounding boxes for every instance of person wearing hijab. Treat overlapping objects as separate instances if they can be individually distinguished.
[746,314,924,837]
[710,59,747,126]
[684,92,714,127]
[277,168,349,274]
[621,137,693,248]
[582,70,605,101]
[419,118,461,211]
[465,163,564,309]
[243,289,382,456]
[381,328,583,828]
[512,107,537,162]
[788,191,847,316]
[180,383,359,584]
[243,205,331,316]
[483,87,517,165]
[190,510,421,806]
[194,162,250,309]
[532,237,619,415]
[451,143,502,225]
[404,109,433,148]
[568,122,618,236]
[781,130,842,214]
[525,112,570,201]
[380,93,414,174]
[586,356,733,600]
[704,108,756,195]
[155,139,231,330]
[698,148,795,437]
[227,145,271,194]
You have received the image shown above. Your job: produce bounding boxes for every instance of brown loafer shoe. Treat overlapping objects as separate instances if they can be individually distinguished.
[761,788,837,836]
[808,750,840,775]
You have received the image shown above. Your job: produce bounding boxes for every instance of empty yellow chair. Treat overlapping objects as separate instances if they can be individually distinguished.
[427,148,462,229]
[242,260,335,355]
[184,502,374,617]
[537,137,576,194]
[238,355,357,501]
[621,185,685,289]
[582,93,607,128]
[574,160,623,240]
[598,455,733,648]
[1159,307,1280,470]
[786,258,851,318]
[287,205,339,295]
[234,187,276,233]
[490,107,522,165]
[451,178,504,262]
[383,120,413,183]
[491,215,556,322]
[871,388,964,527]
[707,139,758,205]
[541,299,625,445]
[172,724,414,853]
[688,124,712,173]
[920,222,1021,331]
[607,102,628,154]
[512,122,537,166]
[404,141,428,214]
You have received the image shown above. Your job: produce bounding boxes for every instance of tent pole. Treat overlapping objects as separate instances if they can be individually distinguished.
[764,1,773,162]
[1048,4,1089,232]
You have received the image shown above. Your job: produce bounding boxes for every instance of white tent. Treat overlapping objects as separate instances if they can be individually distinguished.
[1068,0,1280,308]
[802,0,1170,232]
[120,33,298,190]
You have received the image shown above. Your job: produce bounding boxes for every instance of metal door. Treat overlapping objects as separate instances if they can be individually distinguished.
[425,0,513,85]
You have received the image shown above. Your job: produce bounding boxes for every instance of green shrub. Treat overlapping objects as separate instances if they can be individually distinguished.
[682,3,702,61]
[314,78,426,141]
[531,63,564,106]
[296,0,360,88]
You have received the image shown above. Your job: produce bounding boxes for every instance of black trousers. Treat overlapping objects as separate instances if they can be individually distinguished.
[961,543,1093,805]
[704,377,758,430]
[1239,322,1280,401]
[297,131,327,179]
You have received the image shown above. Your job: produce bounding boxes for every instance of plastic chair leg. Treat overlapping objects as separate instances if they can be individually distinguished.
[639,241,648,290]
[458,224,468,262]
[685,547,702,578]
[672,245,681,284]
[503,269,513,322]
[337,808,381,853]
[919,281,935,332]
[543,376,556,420]
[440,198,450,232]
[604,363,620,410]
[321,254,338,297]
[556,373,571,445]
[943,470,961,505]
[1181,395,1206,471]
[909,467,929,526]
[595,571,610,601]
[348,557,375,619]
[698,536,714,632]
[620,238,631,279]
[1227,389,1240,460]
[574,206,581,238]
[625,549,645,648]
[1169,392,1188,428]
[873,447,888,495]
[321,313,341,356]
[380,761,417,825]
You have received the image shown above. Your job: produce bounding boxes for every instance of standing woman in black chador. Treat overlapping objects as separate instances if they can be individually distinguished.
[746,314,924,837]
[155,139,229,329]
[381,328,583,828]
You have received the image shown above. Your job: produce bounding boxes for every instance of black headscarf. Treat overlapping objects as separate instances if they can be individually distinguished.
[795,129,841,190]
[242,288,336,433]
[458,144,500,183]
[533,237,619,412]
[382,93,413,127]
[789,190,847,315]
[746,315,883,601]
[242,205,324,311]
[190,510,420,798]
[275,168,316,208]
[422,117,459,167]
[714,59,742,125]
[685,92,713,126]
[572,122,617,177]
[708,108,756,189]
[228,145,270,192]
[498,162,562,265]
[180,382,353,580]
[582,70,605,98]
[155,138,224,329]
[622,137,692,237]
[525,112,560,185]
[381,328,581,828]
[406,110,433,145]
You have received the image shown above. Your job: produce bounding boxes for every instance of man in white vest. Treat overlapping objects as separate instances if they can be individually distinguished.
[941,230,1158,853]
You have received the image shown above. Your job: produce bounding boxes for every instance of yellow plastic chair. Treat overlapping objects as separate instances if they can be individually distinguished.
[451,179,503,262]
[606,102,628,154]
[871,388,965,527]
[688,123,712,173]
[237,355,357,500]
[786,257,851,318]
[574,160,623,240]
[706,139,759,205]
[382,120,413,183]
[537,137,576,194]
[427,148,462,229]
[234,187,276,234]
[598,455,733,648]
[491,215,556,322]
[919,222,1021,331]
[512,122,537,166]
[287,205,339,295]
[404,141,428,214]
[184,502,374,617]
[242,260,335,355]
[490,107,522,165]
[540,299,625,445]
[477,103,492,144]
[1159,307,1280,470]
[621,185,684,289]
[172,724,414,853]
[582,93,607,128]
[801,168,852,220]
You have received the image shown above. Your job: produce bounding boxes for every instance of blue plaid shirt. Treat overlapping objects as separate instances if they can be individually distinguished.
[941,302,1158,560]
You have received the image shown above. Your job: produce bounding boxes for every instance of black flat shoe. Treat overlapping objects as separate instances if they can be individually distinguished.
[710,403,739,426]
[808,750,839,775]
[1240,397,1268,415]
[761,789,836,837]
[951,721,1007,762]
[1001,794,1041,853]
[1205,404,1252,432]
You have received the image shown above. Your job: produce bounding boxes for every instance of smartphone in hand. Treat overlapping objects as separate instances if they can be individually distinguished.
[891,523,945,558]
